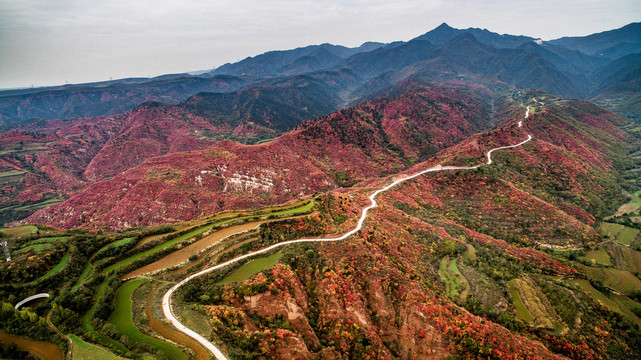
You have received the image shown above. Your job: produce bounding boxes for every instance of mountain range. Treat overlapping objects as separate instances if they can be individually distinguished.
[2,22,640,127]
[1,22,640,227]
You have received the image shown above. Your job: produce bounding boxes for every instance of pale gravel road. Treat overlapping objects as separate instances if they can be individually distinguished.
[162,105,534,360]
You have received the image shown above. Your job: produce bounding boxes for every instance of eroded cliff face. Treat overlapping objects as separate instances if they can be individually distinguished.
[205,263,449,360]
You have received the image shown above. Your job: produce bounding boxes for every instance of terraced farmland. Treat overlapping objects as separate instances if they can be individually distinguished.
[0,225,37,237]
[508,280,534,323]
[599,222,640,245]
[109,279,186,360]
[0,198,321,359]
[569,279,622,312]
[584,246,612,266]
[217,252,283,284]
[438,256,469,303]
[584,266,641,294]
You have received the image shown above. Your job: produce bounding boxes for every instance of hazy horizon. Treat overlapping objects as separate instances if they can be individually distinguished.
[1,0,640,89]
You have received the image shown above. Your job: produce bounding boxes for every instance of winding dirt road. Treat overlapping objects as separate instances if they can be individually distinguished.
[162,104,535,360]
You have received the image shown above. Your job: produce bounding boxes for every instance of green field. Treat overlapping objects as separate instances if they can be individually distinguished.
[73,237,135,290]
[600,222,624,236]
[32,236,70,244]
[510,278,561,330]
[463,244,476,261]
[16,243,53,254]
[71,265,95,291]
[95,237,134,257]
[19,253,72,287]
[218,252,283,284]
[0,169,26,178]
[40,253,71,280]
[611,293,641,327]
[68,334,127,360]
[584,267,641,294]
[599,222,639,245]
[619,247,641,274]
[11,199,61,211]
[0,142,48,156]
[585,247,612,266]
[0,225,37,237]
[570,279,623,315]
[627,190,641,207]
[617,227,639,245]
[81,279,130,354]
[109,279,185,360]
[18,236,69,247]
[618,190,641,212]
[508,280,534,322]
[438,256,469,302]
[102,225,213,274]
[268,201,314,215]
[605,189,641,217]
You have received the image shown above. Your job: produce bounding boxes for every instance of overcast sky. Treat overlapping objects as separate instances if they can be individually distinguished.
[1,0,639,89]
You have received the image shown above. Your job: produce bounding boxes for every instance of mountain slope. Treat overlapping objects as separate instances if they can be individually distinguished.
[549,22,641,58]
[591,53,641,94]
[179,93,637,360]
[3,22,639,130]
[392,33,584,98]
[590,53,641,120]
[337,40,437,80]
[21,85,632,233]
[21,82,493,229]
[0,70,364,224]
[180,71,358,135]
[3,22,641,226]
[212,42,385,77]
[0,75,248,126]
[516,41,607,75]
[277,47,344,75]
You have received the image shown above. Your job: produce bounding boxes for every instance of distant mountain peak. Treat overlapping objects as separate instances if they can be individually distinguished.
[413,23,532,49]
[413,22,463,46]
[435,22,453,30]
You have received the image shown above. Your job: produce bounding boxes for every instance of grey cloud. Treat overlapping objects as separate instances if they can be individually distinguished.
[1,0,640,88]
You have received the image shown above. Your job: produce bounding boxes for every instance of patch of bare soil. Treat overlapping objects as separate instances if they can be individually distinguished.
[0,329,63,360]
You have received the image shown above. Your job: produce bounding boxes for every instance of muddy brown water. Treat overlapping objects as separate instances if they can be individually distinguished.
[0,329,63,360]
